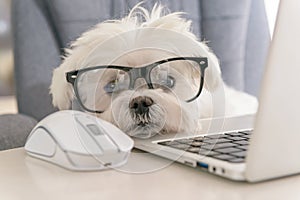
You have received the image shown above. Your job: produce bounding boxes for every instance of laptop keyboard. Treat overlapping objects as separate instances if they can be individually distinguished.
[157,130,252,163]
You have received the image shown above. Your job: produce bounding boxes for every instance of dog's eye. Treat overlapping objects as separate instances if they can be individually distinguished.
[160,76,175,88]
[104,78,128,93]
[104,80,118,93]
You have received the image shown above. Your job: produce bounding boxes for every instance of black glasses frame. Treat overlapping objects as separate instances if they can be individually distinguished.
[66,57,208,113]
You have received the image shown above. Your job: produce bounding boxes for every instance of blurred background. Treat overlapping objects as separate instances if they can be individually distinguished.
[0,0,280,114]
[0,0,16,114]
[0,0,13,96]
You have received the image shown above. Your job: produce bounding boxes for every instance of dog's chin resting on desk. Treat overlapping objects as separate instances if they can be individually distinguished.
[50,3,258,139]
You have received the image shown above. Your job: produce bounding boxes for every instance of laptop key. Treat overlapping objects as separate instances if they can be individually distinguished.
[187,147,200,153]
[240,135,251,139]
[239,130,253,135]
[204,134,226,139]
[193,137,204,142]
[187,147,219,156]
[158,141,179,146]
[191,141,204,147]
[176,139,195,145]
[202,142,237,150]
[225,132,244,137]
[214,147,243,154]
[233,140,249,145]
[211,154,236,161]
[225,136,247,141]
[198,149,220,157]
[236,145,248,150]
[229,151,247,158]
[228,158,245,163]
[203,138,232,144]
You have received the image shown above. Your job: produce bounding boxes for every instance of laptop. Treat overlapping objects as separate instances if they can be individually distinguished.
[133,0,300,182]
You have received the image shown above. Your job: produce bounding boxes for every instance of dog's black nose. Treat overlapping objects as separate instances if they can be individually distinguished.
[129,96,154,115]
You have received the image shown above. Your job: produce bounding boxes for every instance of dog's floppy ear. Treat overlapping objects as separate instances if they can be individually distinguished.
[197,42,223,91]
[50,66,74,110]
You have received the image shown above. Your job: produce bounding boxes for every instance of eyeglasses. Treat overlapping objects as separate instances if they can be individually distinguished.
[66,57,208,113]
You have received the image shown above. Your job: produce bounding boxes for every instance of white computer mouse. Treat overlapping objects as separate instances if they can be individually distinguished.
[25,110,134,171]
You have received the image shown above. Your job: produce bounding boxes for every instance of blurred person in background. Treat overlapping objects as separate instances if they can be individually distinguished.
[0,0,14,96]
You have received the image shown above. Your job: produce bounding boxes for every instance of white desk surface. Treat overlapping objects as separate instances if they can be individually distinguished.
[1,148,300,200]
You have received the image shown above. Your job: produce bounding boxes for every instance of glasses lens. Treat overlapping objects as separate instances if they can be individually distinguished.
[150,59,202,101]
[75,68,130,112]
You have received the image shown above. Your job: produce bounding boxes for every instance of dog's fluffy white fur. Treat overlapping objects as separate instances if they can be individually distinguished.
[50,4,257,138]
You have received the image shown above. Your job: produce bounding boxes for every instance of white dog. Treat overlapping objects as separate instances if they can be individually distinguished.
[50,4,257,138]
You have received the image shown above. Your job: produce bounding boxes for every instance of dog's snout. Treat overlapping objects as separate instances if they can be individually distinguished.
[129,96,154,115]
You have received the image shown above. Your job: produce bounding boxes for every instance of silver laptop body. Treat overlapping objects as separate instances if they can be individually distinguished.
[134,0,300,182]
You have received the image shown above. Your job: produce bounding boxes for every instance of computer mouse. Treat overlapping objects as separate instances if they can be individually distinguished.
[25,110,134,171]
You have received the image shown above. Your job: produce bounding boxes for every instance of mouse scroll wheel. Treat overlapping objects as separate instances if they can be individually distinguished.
[86,124,103,136]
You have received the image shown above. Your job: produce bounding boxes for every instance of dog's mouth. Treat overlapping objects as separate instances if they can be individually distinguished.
[112,99,166,139]
[129,124,160,139]
[131,112,151,126]
[135,116,151,129]
[137,121,148,127]
[128,112,164,139]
